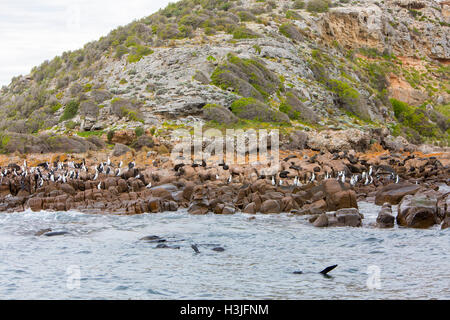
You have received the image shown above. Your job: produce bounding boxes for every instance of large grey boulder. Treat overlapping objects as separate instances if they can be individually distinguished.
[113,143,131,157]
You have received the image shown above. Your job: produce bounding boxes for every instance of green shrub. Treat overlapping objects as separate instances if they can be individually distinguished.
[292,0,305,9]
[127,45,154,63]
[328,79,360,106]
[65,120,78,129]
[135,126,145,137]
[230,97,259,114]
[232,26,260,39]
[306,0,330,13]
[60,100,79,121]
[83,83,93,92]
[286,10,302,20]
[50,102,62,113]
[107,130,115,142]
[390,98,439,138]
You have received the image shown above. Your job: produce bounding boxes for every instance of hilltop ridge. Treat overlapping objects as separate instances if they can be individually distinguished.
[0,0,449,154]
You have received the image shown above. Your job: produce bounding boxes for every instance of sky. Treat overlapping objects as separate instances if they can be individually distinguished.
[0,0,172,87]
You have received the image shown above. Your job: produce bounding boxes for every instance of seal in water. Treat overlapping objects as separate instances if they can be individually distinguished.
[293,264,338,276]
[212,247,225,252]
[155,244,180,249]
[44,231,70,237]
[140,235,166,243]
[191,244,200,254]
[35,228,52,236]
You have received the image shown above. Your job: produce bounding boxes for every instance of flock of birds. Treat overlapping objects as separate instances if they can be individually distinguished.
[0,158,152,192]
[173,155,401,188]
[0,154,402,195]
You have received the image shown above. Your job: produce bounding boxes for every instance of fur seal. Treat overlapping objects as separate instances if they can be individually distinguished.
[293,264,338,276]
[44,231,70,237]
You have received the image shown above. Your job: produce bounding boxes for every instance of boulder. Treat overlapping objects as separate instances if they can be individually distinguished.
[113,143,131,157]
[243,202,257,214]
[286,130,308,150]
[322,179,357,211]
[375,183,421,205]
[397,194,440,228]
[60,183,76,196]
[27,198,43,212]
[188,200,209,215]
[312,208,362,227]
[260,199,281,214]
[376,203,395,228]
[313,213,329,227]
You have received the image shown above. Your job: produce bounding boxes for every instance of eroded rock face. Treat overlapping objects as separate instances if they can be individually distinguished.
[397,194,440,228]
[306,129,371,153]
[320,1,450,60]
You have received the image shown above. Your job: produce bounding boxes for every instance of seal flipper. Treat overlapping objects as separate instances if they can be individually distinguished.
[191,244,200,254]
[319,264,338,275]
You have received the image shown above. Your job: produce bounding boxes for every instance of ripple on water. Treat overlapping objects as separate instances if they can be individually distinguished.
[0,205,448,299]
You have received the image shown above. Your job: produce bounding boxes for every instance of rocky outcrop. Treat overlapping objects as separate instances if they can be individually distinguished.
[311,208,363,228]
[320,1,450,60]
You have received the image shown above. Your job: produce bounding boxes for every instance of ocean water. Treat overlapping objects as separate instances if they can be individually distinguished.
[0,200,448,300]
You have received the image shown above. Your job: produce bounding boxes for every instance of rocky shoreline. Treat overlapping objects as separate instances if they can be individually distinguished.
[0,147,448,230]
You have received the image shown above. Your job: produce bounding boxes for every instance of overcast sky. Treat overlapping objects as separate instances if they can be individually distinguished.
[0,0,172,86]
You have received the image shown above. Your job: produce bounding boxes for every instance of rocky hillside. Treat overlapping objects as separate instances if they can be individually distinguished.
[0,0,449,153]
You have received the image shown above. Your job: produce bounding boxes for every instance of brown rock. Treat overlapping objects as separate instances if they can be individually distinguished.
[375,183,421,205]
[313,213,329,227]
[260,199,281,214]
[61,183,76,196]
[397,194,439,228]
[243,202,257,214]
[28,198,43,212]
[117,179,128,193]
[148,198,161,213]
[376,203,395,228]
[188,200,209,215]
